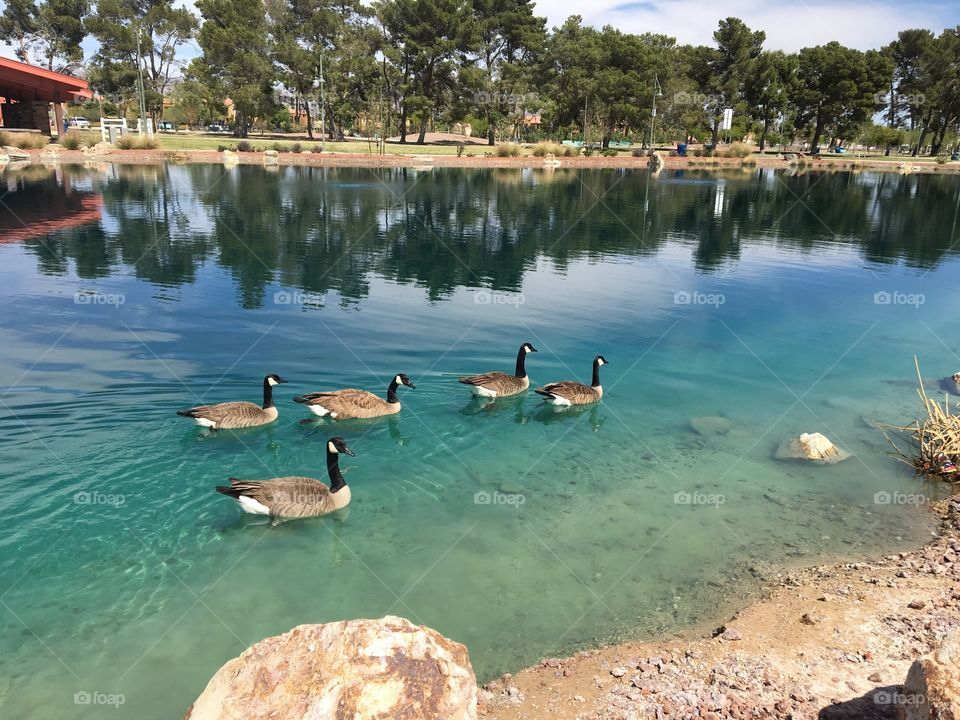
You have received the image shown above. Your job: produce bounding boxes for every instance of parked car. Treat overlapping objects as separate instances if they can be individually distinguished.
[158,121,176,132]
[207,123,228,133]
[67,117,90,129]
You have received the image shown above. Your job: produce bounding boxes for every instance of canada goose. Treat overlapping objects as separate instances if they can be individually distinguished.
[535,355,608,406]
[177,374,287,429]
[459,343,537,398]
[293,373,415,419]
[215,437,355,518]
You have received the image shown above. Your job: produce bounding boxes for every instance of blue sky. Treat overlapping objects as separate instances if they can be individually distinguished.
[1,0,959,62]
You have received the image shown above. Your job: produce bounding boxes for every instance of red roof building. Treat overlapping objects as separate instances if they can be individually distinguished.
[0,56,93,136]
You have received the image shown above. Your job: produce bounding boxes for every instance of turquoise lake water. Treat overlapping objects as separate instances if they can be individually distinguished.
[1,163,958,719]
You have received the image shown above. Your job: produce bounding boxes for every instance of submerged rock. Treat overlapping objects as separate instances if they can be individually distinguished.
[185,616,477,720]
[775,432,851,464]
[899,627,960,720]
[690,416,733,438]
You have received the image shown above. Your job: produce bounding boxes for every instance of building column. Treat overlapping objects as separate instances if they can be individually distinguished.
[53,101,65,138]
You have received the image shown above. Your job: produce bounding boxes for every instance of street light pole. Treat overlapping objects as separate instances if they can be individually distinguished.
[136,27,151,138]
[319,52,326,152]
[648,74,662,150]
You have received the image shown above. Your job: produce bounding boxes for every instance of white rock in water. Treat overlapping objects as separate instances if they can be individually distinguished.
[185,616,477,720]
[775,432,851,464]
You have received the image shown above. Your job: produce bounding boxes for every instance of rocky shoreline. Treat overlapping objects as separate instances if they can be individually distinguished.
[480,496,960,720]
[11,147,960,174]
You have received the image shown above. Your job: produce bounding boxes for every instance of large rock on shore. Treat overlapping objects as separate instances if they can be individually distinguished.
[898,627,960,720]
[775,432,851,464]
[185,616,477,720]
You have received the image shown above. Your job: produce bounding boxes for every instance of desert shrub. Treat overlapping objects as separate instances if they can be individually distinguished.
[0,131,50,149]
[936,154,948,165]
[601,148,617,157]
[236,140,253,152]
[632,148,648,158]
[456,143,464,157]
[291,143,302,153]
[721,142,752,158]
[60,133,84,150]
[583,147,594,157]
[312,144,324,153]
[271,142,290,153]
[465,152,474,157]
[115,135,158,150]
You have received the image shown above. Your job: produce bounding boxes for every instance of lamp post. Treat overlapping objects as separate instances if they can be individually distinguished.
[135,27,151,138]
[319,51,326,152]
[648,74,662,150]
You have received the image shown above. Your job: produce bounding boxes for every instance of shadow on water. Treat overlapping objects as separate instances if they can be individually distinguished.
[3,164,959,308]
[530,402,606,431]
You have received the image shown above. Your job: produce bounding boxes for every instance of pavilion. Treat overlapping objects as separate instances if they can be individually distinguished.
[0,56,93,137]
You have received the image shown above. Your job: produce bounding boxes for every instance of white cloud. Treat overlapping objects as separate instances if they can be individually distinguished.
[537,0,959,51]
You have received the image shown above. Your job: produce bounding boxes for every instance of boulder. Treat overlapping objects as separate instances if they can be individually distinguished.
[775,432,850,464]
[2,145,30,160]
[263,149,279,165]
[185,616,477,720]
[690,416,732,438]
[222,149,239,165]
[898,627,960,720]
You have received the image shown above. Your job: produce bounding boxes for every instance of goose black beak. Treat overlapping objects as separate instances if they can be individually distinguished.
[530,346,538,352]
[276,377,289,384]
[407,382,417,389]
[343,446,356,457]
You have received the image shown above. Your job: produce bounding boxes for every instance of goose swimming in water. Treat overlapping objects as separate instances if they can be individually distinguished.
[293,373,415,419]
[535,355,608,406]
[177,374,287,429]
[458,343,537,398]
[215,437,356,518]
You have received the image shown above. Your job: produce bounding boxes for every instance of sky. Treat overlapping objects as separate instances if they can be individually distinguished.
[1,0,959,62]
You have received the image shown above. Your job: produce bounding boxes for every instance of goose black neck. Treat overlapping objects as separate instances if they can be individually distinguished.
[515,348,527,378]
[262,378,275,409]
[591,361,602,388]
[387,377,400,404]
[327,450,346,492]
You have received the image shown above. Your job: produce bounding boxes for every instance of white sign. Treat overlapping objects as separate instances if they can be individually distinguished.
[721,108,734,131]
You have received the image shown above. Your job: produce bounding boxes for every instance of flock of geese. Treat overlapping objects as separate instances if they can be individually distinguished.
[177,343,608,520]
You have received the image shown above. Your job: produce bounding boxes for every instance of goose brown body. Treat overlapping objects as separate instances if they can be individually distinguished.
[178,374,286,429]
[535,355,608,406]
[216,437,355,519]
[294,374,414,419]
[459,343,537,398]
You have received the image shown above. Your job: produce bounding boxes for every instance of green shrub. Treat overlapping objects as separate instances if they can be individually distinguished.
[601,148,617,157]
[456,143,464,157]
[312,144,324,153]
[272,142,290,153]
[291,143,302,153]
[236,140,253,152]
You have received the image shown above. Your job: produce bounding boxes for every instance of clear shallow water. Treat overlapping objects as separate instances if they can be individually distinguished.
[1,163,959,718]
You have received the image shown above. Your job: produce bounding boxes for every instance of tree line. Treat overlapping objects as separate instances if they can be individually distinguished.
[2,0,959,154]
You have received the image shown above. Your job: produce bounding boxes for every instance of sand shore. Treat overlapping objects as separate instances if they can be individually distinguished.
[478,496,959,719]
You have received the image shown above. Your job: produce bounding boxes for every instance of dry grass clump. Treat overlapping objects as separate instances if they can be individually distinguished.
[116,135,159,150]
[879,358,960,481]
[720,142,753,158]
[494,142,521,157]
[531,142,577,158]
[0,130,51,149]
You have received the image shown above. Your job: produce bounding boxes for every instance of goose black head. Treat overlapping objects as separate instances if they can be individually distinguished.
[522,343,538,354]
[594,355,608,366]
[953,372,960,384]
[395,373,416,389]
[266,374,288,386]
[327,436,355,456]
